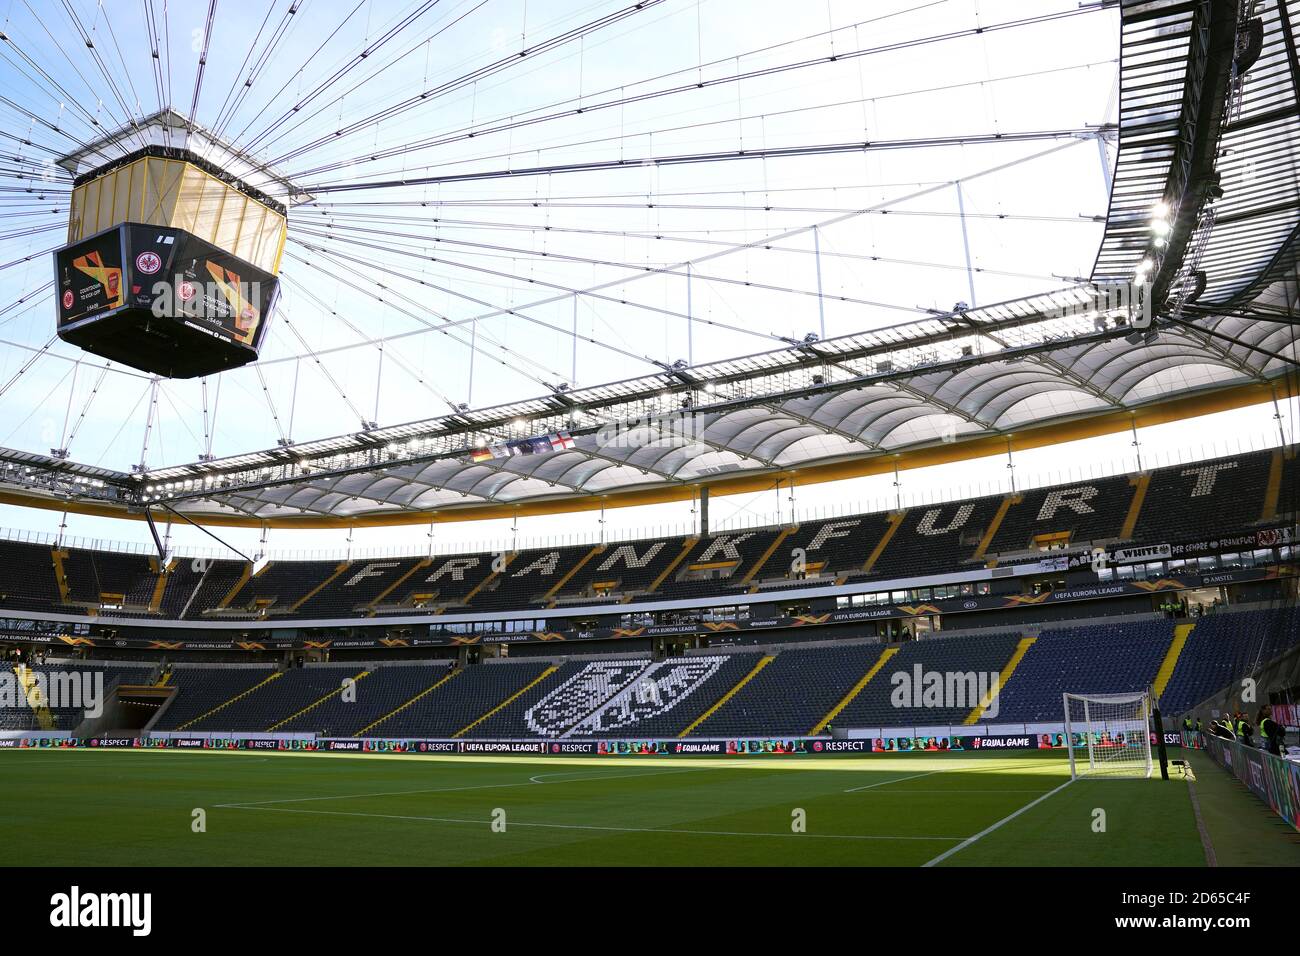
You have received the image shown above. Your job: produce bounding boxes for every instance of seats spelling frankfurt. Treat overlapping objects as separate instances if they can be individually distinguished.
[0,446,1288,622]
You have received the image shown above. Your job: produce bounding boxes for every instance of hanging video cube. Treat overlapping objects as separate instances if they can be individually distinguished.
[56,223,280,379]
[52,118,296,379]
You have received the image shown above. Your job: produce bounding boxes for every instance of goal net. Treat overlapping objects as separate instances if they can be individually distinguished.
[1062,691,1153,779]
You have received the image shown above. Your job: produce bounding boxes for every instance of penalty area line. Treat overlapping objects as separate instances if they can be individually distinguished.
[921,777,1074,867]
[843,768,947,793]
[218,804,966,841]
[216,765,710,808]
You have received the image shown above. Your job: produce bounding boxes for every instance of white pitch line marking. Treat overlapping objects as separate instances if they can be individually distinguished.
[215,779,522,808]
[217,765,709,809]
[219,804,966,842]
[843,767,946,793]
[847,789,1050,794]
[921,777,1075,867]
[526,766,705,785]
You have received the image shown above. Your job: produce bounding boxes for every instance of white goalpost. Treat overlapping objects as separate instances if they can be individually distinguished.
[1062,691,1153,779]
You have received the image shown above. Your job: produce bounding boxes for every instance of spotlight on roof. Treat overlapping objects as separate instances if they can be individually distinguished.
[1234,17,1264,76]
[1124,327,1160,347]
[1203,172,1224,202]
[251,555,271,576]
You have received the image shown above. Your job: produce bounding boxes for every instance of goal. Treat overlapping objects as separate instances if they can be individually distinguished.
[1062,691,1153,779]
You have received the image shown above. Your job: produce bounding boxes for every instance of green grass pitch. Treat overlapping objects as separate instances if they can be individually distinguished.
[1,747,1225,867]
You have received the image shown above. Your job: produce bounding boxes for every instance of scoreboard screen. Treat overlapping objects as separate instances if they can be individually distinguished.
[123,225,279,352]
[56,228,126,326]
[54,222,280,378]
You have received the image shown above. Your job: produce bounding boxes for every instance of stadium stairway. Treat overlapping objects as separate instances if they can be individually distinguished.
[217,563,252,610]
[963,636,1036,724]
[175,671,282,731]
[1260,447,1284,522]
[809,646,898,735]
[1119,473,1152,539]
[453,664,558,737]
[543,545,604,607]
[266,670,370,731]
[644,538,699,596]
[148,558,172,613]
[740,525,798,588]
[463,552,515,606]
[972,495,1019,562]
[679,655,774,736]
[1160,607,1300,714]
[13,665,54,730]
[1152,622,1195,702]
[366,559,431,611]
[51,549,71,604]
[352,668,459,737]
[861,513,904,573]
[982,620,1174,723]
[289,561,351,613]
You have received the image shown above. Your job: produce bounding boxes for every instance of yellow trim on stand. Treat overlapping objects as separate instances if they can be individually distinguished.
[1153,623,1195,702]
[963,636,1036,724]
[810,646,899,735]
[453,666,558,738]
[679,655,774,737]
[862,513,905,573]
[1120,473,1152,540]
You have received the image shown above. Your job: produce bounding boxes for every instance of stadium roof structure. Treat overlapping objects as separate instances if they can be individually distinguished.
[54,107,313,210]
[0,0,1296,528]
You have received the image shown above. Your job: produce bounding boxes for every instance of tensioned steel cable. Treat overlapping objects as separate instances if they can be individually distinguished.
[301,209,1085,283]
[280,257,570,385]
[205,0,283,140]
[279,267,563,401]
[295,218,928,315]
[285,238,674,374]
[234,0,448,153]
[262,139,1089,364]
[288,57,1117,184]
[285,4,1106,177]
[277,270,471,410]
[290,230,811,352]
[282,245,582,387]
[57,0,146,148]
[274,1,957,176]
[263,0,673,167]
[185,0,219,140]
[299,129,1102,194]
